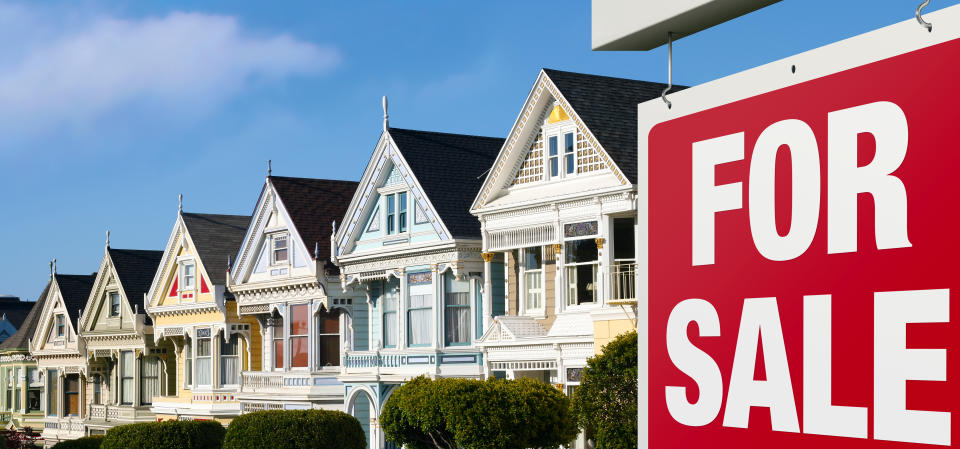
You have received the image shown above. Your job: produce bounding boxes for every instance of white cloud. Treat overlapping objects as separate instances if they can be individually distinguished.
[0,5,340,147]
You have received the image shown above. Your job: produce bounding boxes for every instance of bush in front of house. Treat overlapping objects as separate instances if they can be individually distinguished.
[571,330,638,449]
[100,420,225,449]
[222,409,365,449]
[51,435,104,449]
[381,376,577,449]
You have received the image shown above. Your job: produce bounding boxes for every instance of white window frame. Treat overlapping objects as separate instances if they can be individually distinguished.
[519,247,545,317]
[378,186,410,237]
[542,122,578,182]
[108,291,121,317]
[441,272,473,347]
[287,303,310,370]
[271,233,290,266]
[315,309,342,370]
[563,236,600,310]
[55,314,65,338]
[178,258,197,296]
[219,334,241,386]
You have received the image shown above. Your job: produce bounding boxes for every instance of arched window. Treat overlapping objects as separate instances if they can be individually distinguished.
[316,309,341,368]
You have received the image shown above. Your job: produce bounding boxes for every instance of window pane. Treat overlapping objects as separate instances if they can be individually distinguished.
[565,239,598,263]
[408,294,431,346]
[444,302,470,345]
[566,153,575,174]
[523,247,542,270]
[613,217,636,260]
[273,339,284,369]
[317,311,340,333]
[121,351,135,404]
[564,132,574,154]
[220,336,240,384]
[196,358,211,386]
[290,336,308,368]
[221,335,238,356]
[398,193,407,233]
[525,272,543,310]
[47,369,57,416]
[272,316,284,339]
[273,235,288,263]
[110,292,120,316]
[290,304,309,336]
[141,357,159,405]
[549,136,558,156]
[197,338,211,356]
[318,335,340,367]
[566,264,598,305]
[550,158,559,177]
[383,312,397,347]
[386,194,395,214]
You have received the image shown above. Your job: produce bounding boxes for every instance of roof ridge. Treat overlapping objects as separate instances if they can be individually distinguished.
[269,175,359,184]
[542,67,673,86]
[181,211,251,219]
[388,127,505,141]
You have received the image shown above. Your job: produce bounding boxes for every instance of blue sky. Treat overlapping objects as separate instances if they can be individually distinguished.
[0,0,951,301]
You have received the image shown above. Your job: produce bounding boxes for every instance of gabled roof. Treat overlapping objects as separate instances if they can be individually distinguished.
[389,128,504,238]
[478,315,547,344]
[55,274,96,324]
[542,69,684,183]
[181,213,251,285]
[108,248,163,324]
[0,296,32,330]
[269,176,359,270]
[0,286,48,352]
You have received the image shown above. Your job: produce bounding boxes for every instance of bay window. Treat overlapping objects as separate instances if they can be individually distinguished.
[382,288,398,348]
[407,294,431,347]
[46,369,57,417]
[289,305,309,368]
[141,357,159,404]
[273,313,284,369]
[565,238,598,305]
[63,374,79,416]
[220,335,240,384]
[120,350,134,405]
[196,334,212,386]
[444,274,470,346]
[316,310,340,368]
[522,247,544,312]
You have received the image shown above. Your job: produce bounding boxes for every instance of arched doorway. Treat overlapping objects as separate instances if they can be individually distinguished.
[347,387,377,448]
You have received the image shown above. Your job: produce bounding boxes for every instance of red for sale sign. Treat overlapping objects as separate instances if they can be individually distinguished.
[639,5,960,449]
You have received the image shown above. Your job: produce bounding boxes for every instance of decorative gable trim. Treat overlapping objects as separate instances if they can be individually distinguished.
[145,214,225,315]
[470,70,630,211]
[79,250,135,334]
[334,133,452,257]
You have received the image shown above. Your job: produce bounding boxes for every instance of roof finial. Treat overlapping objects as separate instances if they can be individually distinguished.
[267,160,272,178]
[49,260,54,278]
[106,230,110,249]
[314,242,319,259]
[227,255,232,272]
[178,194,183,213]
[53,258,57,276]
[382,96,389,132]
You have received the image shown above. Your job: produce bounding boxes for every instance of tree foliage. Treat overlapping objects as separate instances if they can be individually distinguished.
[51,435,104,449]
[100,420,225,449]
[381,376,577,449]
[571,330,638,449]
[222,409,365,449]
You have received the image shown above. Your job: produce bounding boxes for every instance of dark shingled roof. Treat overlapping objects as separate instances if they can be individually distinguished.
[269,176,359,272]
[0,286,48,352]
[388,128,505,239]
[181,212,251,286]
[55,274,96,324]
[543,68,687,184]
[108,248,163,324]
[0,296,32,330]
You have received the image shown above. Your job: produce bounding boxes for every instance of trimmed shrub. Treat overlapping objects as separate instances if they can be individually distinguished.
[381,376,577,449]
[51,435,104,449]
[223,409,364,449]
[572,330,638,449]
[100,420,225,449]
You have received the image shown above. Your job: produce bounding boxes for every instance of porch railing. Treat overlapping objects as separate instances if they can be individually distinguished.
[239,371,340,394]
[609,261,637,305]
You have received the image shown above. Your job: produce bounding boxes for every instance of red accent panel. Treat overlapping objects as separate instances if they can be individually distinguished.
[167,276,178,297]
[200,274,210,294]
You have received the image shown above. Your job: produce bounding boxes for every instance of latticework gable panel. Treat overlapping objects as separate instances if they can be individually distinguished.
[576,132,605,174]
[512,130,544,186]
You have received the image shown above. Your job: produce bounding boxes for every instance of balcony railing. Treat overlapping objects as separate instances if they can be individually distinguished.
[239,370,341,395]
[609,261,637,305]
[87,404,149,422]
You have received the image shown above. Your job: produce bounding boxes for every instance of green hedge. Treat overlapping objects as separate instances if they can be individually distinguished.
[223,410,365,449]
[51,435,104,449]
[100,421,225,449]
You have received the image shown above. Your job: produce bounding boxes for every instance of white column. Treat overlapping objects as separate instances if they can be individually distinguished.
[308,299,315,371]
[134,353,141,407]
[482,253,493,331]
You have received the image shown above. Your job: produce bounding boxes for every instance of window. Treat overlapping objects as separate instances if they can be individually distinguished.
[382,287,398,348]
[141,358,159,405]
[12,368,20,412]
[522,247,544,312]
[566,239,599,305]
[196,335,212,386]
[183,339,193,389]
[92,375,102,405]
[273,314,284,369]
[109,292,121,317]
[407,294,431,347]
[27,386,41,413]
[548,136,559,178]
[63,374,79,416]
[317,310,340,367]
[398,192,408,233]
[182,262,196,290]
[386,194,396,235]
[120,350,135,405]
[272,234,289,265]
[220,335,240,385]
[46,369,57,417]
[564,132,575,175]
[56,314,65,337]
[444,274,470,345]
[289,305,309,368]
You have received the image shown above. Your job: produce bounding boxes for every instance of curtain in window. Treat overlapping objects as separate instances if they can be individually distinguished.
[383,292,398,347]
[196,338,211,386]
[183,340,192,388]
[121,351,135,405]
[220,335,239,385]
[141,357,159,405]
[445,292,470,345]
[408,294,432,346]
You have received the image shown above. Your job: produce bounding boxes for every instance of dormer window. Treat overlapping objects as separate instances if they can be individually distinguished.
[547,130,576,180]
[385,192,409,235]
[56,315,65,337]
[109,292,121,317]
[398,192,408,233]
[182,262,196,291]
[386,194,396,234]
[272,234,289,265]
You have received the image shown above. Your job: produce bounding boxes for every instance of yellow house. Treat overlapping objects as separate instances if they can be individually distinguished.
[144,208,260,423]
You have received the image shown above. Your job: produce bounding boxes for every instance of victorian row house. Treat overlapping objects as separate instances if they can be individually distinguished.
[228,175,362,413]
[332,123,504,448]
[145,210,260,423]
[0,290,47,433]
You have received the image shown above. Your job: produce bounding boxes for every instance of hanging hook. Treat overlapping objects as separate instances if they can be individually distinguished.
[661,31,674,109]
[916,0,932,32]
